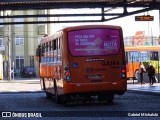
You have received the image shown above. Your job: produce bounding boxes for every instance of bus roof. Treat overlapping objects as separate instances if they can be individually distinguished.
[63,25,122,31]
[125,46,160,51]
[40,30,63,44]
[39,25,122,45]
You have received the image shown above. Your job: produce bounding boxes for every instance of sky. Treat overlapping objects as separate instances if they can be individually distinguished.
[105,9,159,37]
[50,8,160,37]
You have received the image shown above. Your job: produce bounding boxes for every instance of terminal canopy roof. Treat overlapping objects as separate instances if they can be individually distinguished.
[0,0,160,10]
[0,0,160,24]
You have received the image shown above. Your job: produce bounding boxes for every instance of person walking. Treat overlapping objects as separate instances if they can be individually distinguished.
[139,62,146,85]
[146,62,155,85]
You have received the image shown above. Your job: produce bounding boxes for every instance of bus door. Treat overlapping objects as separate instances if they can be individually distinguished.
[127,51,139,78]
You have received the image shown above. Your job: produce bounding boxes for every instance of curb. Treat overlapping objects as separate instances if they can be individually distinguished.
[127,89,160,96]
[0,91,44,94]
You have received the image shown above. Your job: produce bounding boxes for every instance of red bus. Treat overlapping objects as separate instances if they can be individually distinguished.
[36,25,127,104]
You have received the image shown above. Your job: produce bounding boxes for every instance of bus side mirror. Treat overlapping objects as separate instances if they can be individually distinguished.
[36,47,40,62]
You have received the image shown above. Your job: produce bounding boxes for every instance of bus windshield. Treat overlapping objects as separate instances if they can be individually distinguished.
[68,28,120,56]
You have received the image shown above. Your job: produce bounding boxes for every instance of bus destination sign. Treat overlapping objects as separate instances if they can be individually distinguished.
[135,15,154,21]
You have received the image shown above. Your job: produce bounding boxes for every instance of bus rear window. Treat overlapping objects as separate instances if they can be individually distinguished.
[68,28,120,56]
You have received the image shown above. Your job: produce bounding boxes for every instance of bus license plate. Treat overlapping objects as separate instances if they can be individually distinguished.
[87,75,103,80]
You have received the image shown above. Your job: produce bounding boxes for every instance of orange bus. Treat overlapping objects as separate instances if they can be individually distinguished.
[36,25,127,104]
[125,46,160,79]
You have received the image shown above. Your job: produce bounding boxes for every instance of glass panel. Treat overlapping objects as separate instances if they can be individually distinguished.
[140,52,149,61]
[20,59,24,69]
[129,51,139,62]
[68,28,120,56]
[16,59,19,69]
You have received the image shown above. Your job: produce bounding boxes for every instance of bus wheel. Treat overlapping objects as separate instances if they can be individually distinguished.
[134,70,139,80]
[98,94,105,101]
[46,92,52,99]
[54,80,62,104]
[40,78,45,90]
[55,87,58,103]
[55,87,63,104]
[107,94,114,103]
[98,93,109,101]
[98,94,114,103]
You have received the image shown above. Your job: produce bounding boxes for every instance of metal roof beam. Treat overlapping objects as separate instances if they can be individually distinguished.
[0,0,159,23]
[0,7,155,25]
[104,7,154,21]
[0,20,103,25]
[0,13,122,18]
[0,2,160,10]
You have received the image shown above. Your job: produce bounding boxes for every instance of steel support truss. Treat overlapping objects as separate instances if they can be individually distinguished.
[0,0,160,25]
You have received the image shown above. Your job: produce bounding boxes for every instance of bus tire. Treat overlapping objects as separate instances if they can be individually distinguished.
[98,93,108,101]
[43,78,51,99]
[54,80,62,104]
[40,77,45,90]
[55,87,62,104]
[98,93,114,103]
[107,94,114,103]
[134,70,139,80]
[46,92,52,99]
[98,94,105,101]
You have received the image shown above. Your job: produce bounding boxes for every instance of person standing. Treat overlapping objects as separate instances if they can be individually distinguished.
[139,62,146,85]
[146,62,155,85]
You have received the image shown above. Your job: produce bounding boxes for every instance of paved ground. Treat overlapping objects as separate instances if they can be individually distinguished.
[1,78,160,119]
[0,77,160,95]
[0,77,42,93]
[127,79,160,95]
[128,83,160,95]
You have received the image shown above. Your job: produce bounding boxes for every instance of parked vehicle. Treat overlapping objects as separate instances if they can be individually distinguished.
[20,67,36,77]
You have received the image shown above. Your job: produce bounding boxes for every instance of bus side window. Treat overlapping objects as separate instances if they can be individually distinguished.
[128,52,132,62]
[49,41,52,51]
[42,44,45,56]
[60,37,62,61]
[51,41,53,51]
[52,39,57,62]
[58,38,61,49]
[53,40,56,50]
[52,40,54,50]
[46,42,48,53]
[56,39,58,50]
